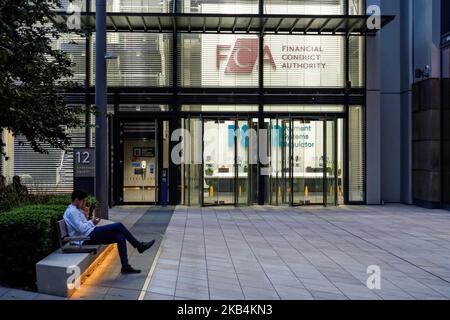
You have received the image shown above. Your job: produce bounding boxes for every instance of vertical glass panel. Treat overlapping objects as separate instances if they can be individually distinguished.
[90,0,172,13]
[349,36,365,88]
[349,106,365,202]
[179,34,259,88]
[182,118,202,206]
[264,35,345,88]
[292,119,306,205]
[250,118,259,204]
[269,119,279,205]
[237,119,250,205]
[263,118,272,205]
[349,0,365,15]
[269,118,290,205]
[281,119,291,205]
[203,119,235,205]
[123,122,158,202]
[178,0,258,13]
[51,34,86,85]
[326,120,336,206]
[265,0,345,15]
[337,118,345,204]
[92,33,173,87]
[292,119,324,205]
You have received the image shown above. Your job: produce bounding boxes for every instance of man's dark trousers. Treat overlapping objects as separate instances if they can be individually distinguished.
[85,222,140,266]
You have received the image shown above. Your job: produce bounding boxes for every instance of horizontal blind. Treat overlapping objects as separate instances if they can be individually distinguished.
[91,33,173,87]
[86,0,170,12]
[119,105,170,112]
[181,105,258,112]
[349,36,365,88]
[50,34,86,85]
[349,0,364,15]
[54,0,88,12]
[265,0,344,15]
[13,108,87,194]
[178,34,259,88]
[264,35,344,88]
[264,105,344,113]
[178,0,258,14]
[348,105,365,202]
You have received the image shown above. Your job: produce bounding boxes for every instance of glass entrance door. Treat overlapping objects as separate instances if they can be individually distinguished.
[268,118,291,206]
[203,119,236,206]
[291,118,337,206]
[122,121,158,203]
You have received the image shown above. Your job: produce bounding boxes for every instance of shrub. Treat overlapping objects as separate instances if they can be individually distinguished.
[0,205,67,288]
[0,191,22,213]
[45,194,71,206]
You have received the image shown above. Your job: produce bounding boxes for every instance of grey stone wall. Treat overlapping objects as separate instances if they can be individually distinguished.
[412,78,443,207]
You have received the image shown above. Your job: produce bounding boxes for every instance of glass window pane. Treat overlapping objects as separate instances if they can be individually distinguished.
[264,35,345,88]
[265,0,345,15]
[181,105,258,112]
[92,33,173,87]
[179,34,259,88]
[10,107,86,194]
[349,36,365,88]
[349,105,365,202]
[264,105,344,113]
[119,105,171,112]
[177,0,258,14]
[89,0,172,13]
[51,34,86,85]
[349,0,365,15]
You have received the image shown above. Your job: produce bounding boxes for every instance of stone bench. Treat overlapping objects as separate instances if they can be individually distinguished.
[36,219,116,298]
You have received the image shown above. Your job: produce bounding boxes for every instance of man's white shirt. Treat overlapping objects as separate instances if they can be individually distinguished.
[63,204,96,238]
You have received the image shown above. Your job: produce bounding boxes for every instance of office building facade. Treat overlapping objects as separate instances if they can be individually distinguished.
[0,0,448,209]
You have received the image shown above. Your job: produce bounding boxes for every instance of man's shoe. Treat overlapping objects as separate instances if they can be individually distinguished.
[121,265,141,274]
[137,240,155,254]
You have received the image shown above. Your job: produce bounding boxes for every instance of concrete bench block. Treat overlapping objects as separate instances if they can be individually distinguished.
[36,219,116,297]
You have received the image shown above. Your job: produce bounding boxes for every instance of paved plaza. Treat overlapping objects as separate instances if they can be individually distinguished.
[2,204,450,300]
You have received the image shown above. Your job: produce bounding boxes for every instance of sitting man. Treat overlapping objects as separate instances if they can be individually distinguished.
[63,190,155,274]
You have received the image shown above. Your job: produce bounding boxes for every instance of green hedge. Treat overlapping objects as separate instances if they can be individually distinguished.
[45,194,71,206]
[0,193,71,213]
[0,205,67,288]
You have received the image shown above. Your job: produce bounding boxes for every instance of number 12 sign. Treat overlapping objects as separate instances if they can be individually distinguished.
[74,148,95,178]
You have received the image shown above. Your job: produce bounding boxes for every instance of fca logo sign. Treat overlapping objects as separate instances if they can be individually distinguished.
[216,39,277,74]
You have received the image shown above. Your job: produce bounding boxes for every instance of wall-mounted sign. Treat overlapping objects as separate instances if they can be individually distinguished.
[74,148,95,178]
[132,147,155,158]
[133,147,142,157]
[142,147,155,157]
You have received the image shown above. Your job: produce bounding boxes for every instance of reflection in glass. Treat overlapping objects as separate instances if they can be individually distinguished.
[291,120,324,205]
[237,120,250,205]
[123,122,158,202]
[203,119,235,205]
[182,118,202,206]
[349,106,365,202]
[326,120,336,206]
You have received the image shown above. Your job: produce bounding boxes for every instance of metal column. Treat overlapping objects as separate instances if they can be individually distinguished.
[95,0,109,218]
